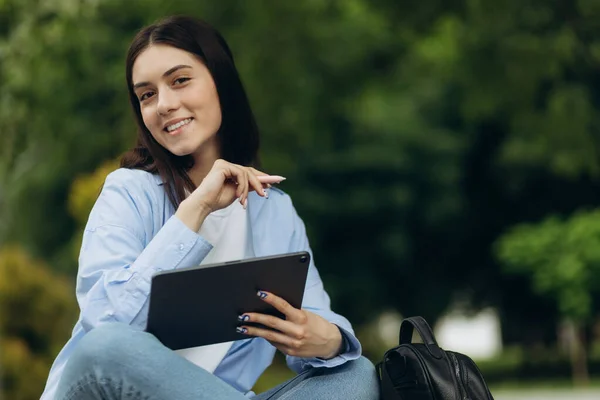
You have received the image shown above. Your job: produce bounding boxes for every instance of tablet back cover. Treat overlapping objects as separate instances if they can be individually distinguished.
[146,251,310,350]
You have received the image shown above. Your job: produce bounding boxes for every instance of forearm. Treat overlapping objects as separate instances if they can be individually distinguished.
[175,197,212,232]
[77,217,213,331]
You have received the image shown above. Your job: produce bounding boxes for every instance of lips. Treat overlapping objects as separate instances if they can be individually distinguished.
[163,117,193,133]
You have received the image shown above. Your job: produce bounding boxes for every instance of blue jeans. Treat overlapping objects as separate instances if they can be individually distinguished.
[55,323,380,399]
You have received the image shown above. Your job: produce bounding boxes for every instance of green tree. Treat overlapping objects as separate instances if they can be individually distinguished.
[0,247,78,399]
[496,209,600,384]
[2,0,600,360]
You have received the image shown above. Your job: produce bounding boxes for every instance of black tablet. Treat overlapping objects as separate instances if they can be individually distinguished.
[145,251,310,350]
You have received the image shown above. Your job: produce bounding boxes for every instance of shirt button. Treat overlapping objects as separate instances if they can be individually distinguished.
[179,244,185,251]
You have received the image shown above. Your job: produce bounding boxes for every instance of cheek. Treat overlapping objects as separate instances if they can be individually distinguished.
[141,107,158,131]
[191,81,221,123]
[140,107,165,144]
[206,92,222,126]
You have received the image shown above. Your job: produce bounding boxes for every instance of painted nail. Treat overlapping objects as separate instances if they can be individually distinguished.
[264,189,269,199]
[236,327,248,334]
[257,176,286,184]
[237,314,250,322]
[257,291,268,299]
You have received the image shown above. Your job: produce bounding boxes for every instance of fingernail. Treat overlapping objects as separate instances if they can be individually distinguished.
[236,327,248,334]
[257,291,267,299]
[237,314,250,322]
[243,198,247,209]
[264,189,269,199]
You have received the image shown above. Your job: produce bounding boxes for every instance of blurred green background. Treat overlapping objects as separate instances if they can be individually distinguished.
[2,0,600,399]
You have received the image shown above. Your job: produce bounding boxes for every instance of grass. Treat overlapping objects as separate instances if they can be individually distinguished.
[252,353,296,394]
[252,351,600,395]
[490,378,600,391]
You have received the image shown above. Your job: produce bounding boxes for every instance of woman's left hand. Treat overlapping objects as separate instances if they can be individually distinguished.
[237,291,343,359]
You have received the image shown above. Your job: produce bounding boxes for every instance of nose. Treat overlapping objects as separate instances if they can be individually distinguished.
[156,88,180,116]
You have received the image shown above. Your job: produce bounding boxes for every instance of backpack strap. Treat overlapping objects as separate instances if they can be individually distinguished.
[399,316,443,359]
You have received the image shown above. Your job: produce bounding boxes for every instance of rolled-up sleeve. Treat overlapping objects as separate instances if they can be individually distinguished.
[77,170,212,332]
[284,204,362,372]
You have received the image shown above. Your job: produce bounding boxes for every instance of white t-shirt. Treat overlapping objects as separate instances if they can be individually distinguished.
[175,199,255,373]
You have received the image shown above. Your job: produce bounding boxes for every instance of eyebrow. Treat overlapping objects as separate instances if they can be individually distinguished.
[133,64,192,90]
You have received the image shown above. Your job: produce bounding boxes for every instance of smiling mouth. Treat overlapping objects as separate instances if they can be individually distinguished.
[165,118,193,133]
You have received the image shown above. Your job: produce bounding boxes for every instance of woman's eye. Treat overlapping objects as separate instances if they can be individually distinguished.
[139,91,154,102]
[173,77,190,85]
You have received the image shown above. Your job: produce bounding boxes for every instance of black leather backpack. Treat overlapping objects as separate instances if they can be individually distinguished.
[376,316,494,400]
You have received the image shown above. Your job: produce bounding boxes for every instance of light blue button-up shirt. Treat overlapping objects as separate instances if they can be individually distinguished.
[41,168,361,399]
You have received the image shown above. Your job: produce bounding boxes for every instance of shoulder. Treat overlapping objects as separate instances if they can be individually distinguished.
[250,187,302,232]
[267,186,291,201]
[263,187,296,213]
[101,168,165,205]
[103,168,162,193]
[87,168,162,230]
[258,188,312,250]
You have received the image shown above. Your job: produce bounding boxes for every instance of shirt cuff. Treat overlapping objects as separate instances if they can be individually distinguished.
[300,325,362,369]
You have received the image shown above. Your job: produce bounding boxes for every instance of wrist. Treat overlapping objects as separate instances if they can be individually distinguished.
[194,199,213,220]
[176,198,212,232]
[322,324,344,360]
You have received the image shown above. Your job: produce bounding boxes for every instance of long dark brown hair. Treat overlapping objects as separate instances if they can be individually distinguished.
[120,15,260,209]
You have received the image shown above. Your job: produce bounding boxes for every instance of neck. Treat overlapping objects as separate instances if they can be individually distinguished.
[187,137,221,187]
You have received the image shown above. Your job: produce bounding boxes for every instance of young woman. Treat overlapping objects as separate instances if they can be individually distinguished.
[41,15,379,400]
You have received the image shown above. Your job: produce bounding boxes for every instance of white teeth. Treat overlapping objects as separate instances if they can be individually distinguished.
[166,118,192,132]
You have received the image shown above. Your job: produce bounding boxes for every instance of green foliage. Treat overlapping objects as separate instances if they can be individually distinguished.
[0,0,136,269]
[496,210,600,322]
[0,246,78,399]
[478,345,600,387]
[1,2,600,394]
[68,159,120,227]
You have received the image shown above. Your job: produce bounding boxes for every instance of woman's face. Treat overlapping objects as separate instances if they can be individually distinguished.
[132,44,222,158]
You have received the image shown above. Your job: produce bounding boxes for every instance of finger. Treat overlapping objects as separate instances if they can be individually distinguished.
[238,312,304,338]
[236,325,299,348]
[272,343,299,357]
[237,167,250,208]
[245,167,272,193]
[256,175,286,184]
[249,168,283,188]
[217,162,244,196]
[246,168,267,197]
[256,291,306,324]
[226,164,248,205]
[248,167,268,177]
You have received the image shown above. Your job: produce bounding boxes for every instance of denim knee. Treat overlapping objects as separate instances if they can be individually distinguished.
[341,356,380,397]
[344,356,377,375]
[67,323,154,374]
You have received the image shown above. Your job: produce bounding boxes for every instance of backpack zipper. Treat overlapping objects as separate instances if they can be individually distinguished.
[401,346,439,400]
[463,356,495,400]
[448,352,470,400]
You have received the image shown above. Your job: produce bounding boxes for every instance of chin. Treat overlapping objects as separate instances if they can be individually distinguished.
[160,142,193,157]
[163,133,218,158]
[168,148,194,157]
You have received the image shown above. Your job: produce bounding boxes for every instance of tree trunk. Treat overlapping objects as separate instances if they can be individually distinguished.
[567,320,589,386]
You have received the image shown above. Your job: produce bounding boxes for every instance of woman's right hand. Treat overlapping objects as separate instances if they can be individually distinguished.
[190,159,268,212]
[176,159,268,232]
